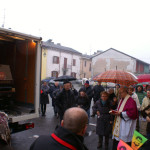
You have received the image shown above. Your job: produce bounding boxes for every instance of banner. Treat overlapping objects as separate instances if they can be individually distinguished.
[131,130,148,150]
[117,140,133,150]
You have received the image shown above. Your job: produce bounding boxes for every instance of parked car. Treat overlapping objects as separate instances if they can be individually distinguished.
[74,79,82,85]
[101,82,115,88]
[107,82,116,88]
[82,78,88,85]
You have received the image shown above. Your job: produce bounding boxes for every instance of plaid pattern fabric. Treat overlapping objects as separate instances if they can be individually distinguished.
[0,112,11,145]
[93,70,138,86]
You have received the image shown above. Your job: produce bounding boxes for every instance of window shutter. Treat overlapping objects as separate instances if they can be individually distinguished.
[52,71,58,77]
[52,71,54,77]
[84,61,86,67]
[56,71,58,77]
[73,59,76,66]
[71,72,76,78]
[57,57,59,64]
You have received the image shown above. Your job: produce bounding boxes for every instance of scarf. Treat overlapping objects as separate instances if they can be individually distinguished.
[101,100,106,106]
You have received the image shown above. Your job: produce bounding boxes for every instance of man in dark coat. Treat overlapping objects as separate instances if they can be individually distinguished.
[91,81,104,117]
[79,80,93,117]
[40,82,50,116]
[29,108,88,150]
[55,81,76,121]
[49,81,60,116]
[93,81,105,103]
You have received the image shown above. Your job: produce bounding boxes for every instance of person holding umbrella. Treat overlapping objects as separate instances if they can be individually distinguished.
[49,81,60,116]
[55,80,76,122]
[40,82,50,116]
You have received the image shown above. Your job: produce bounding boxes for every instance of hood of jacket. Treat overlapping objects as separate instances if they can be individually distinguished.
[136,83,144,93]
[54,126,88,150]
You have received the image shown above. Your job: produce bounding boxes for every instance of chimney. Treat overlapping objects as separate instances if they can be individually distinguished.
[47,39,52,43]
[97,50,103,53]
[57,43,61,46]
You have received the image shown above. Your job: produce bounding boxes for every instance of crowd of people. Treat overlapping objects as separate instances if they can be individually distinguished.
[36,80,150,150]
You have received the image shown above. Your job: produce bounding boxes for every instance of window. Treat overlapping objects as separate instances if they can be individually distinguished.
[53,56,59,64]
[51,71,58,78]
[84,73,86,78]
[71,72,76,78]
[73,59,76,66]
[89,63,91,71]
[64,58,67,69]
[84,61,86,67]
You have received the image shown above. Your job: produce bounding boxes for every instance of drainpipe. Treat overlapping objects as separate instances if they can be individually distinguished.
[59,50,61,76]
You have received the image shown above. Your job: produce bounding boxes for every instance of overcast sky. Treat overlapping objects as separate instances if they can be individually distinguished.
[0,0,150,63]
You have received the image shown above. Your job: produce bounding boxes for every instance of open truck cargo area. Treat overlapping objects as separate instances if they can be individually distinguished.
[0,28,42,132]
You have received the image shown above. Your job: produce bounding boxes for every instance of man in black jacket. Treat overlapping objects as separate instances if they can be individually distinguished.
[93,82,104,103]
[49,81,60,116]
[79,80,93,102]
[91,81,104,117]
[79,80,93,118]
[55,81,76,121]
[29,108,88,150]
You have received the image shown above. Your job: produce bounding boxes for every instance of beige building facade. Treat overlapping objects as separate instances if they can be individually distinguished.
[92,48,150,77]
[80,54,92,79]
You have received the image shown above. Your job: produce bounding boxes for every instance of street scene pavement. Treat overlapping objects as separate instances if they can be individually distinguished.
[11,84,113,150]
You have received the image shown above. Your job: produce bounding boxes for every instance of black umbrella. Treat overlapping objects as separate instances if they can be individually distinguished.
[54,75,76,81]
[42,77,56,82]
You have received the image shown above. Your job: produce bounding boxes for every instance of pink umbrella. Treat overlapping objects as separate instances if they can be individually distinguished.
[93,70,138,86]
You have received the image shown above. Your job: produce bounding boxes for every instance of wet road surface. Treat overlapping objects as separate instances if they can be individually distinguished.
[11,84,113,150]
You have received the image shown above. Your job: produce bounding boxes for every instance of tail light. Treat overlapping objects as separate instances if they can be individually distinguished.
[25,123,34,129]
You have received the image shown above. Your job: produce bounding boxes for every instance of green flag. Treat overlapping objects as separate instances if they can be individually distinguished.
[131,130,148,150]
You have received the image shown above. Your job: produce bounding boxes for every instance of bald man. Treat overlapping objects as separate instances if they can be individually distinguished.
[30,108,88,150]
